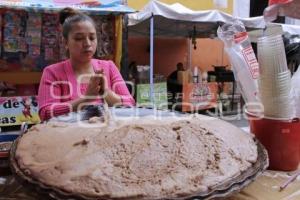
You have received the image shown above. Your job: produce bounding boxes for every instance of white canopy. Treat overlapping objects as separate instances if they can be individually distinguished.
[128,0,266,37]
[128,0,300,37]
[127,0,300,104]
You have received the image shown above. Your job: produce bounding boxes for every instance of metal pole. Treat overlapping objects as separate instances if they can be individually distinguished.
[187,38,192,70]
[150,14,154,105]
[121,14,129,80]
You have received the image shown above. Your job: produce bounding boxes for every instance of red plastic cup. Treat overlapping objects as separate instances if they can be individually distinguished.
[246,111,300,171]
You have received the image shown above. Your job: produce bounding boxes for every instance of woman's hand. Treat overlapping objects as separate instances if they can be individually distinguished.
[84,69,122,106]
[85,71,100,98]
[97,69,108,96]
[84,69,108,100]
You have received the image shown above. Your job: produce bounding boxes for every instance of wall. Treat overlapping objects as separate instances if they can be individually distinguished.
[128,37,230,77]
[127,0,233,14]
[191,38,230,72]
[128,37,187,77]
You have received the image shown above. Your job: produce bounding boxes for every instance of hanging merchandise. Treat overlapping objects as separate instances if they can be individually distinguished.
[101,19,114,56]
[92,15,103,57]
[0,6,118,73]
[26,12,42,57]
[58,25,67,60]
[41,13,60,62]
[3,10,27,54]
[92,15,114,58]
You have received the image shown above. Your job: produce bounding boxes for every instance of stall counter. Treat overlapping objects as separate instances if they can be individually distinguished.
[228,168,300,200]
[0,167,299,199]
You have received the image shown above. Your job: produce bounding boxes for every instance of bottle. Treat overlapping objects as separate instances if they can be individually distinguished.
[202,71,208,83]
[193,67,199,83]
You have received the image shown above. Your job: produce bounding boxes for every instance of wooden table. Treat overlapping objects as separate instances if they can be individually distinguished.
[227,168,300,200]
[1,168,299,200]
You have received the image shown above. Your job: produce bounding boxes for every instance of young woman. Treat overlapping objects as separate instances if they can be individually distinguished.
[38,8,135,121]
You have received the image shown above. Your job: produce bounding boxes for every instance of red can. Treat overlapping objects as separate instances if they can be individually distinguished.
[247,111,300,171]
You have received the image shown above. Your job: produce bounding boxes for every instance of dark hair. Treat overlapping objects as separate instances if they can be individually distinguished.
[176,62,183,68]
[59,7,96,39]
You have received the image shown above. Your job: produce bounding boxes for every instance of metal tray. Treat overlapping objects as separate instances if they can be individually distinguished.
[9,107,269,200]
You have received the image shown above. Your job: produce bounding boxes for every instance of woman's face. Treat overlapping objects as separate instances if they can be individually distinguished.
[66,20,97,63]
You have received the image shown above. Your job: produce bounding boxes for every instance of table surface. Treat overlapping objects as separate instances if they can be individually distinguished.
[227,168,300,200]
[0,110,299,200]
[0,136,299,200]
[1,167,299,200]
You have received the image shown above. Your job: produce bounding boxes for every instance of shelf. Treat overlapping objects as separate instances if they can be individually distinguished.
[0,71,42,84]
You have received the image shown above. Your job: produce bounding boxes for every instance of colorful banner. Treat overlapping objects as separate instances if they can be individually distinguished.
[0,0,134,14]
[136,82,168,109]
[182,82,218,112]
[0,96,40,127]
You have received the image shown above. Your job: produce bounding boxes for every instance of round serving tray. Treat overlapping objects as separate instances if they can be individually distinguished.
[9,107,269,200]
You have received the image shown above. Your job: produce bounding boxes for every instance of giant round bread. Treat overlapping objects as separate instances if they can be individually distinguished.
[15,115,257,199]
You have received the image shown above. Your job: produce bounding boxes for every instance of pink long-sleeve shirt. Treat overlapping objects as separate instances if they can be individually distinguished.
[38,59,135,121]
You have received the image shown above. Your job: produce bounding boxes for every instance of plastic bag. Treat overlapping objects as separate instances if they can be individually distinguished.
[291,66,300,118]
[217,20,260,104]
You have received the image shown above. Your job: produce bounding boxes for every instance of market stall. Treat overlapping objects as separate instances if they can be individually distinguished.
[0,1,299,200]
[127,0,266,111]
[127,0,300,112]
[0,0,135,182]
[0,0,134,128]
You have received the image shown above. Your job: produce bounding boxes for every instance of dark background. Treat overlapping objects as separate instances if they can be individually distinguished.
[250,0,285,22]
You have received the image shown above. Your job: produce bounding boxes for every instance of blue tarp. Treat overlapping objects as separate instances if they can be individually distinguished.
[0,0,135,14]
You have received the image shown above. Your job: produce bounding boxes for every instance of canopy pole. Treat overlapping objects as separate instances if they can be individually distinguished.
[150,14,154,106]
[187,39,192,70]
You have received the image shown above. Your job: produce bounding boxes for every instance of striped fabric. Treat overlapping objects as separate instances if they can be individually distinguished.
[38,59,135,121]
